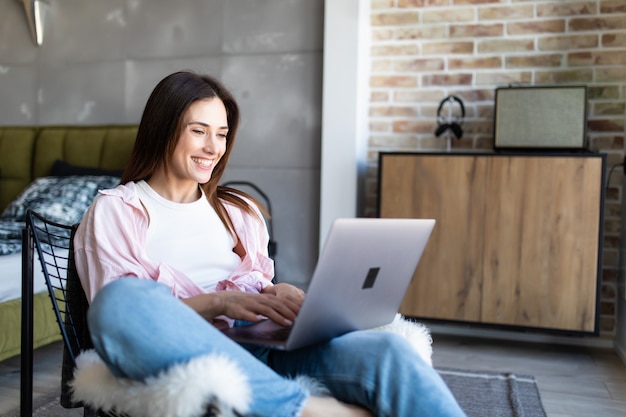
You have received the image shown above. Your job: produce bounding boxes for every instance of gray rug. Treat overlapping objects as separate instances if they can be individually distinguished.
[439,368,547,417]
[4,368,546,417]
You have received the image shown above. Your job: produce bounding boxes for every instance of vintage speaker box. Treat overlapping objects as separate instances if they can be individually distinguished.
[494,85,588,150]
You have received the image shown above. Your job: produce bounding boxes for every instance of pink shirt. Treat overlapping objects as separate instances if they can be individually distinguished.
[74,182,275,302]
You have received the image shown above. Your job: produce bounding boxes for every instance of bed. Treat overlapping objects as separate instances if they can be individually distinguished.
[0,125,137,361]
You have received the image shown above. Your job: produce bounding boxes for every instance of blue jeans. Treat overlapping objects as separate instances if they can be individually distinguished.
[87,278,465,417]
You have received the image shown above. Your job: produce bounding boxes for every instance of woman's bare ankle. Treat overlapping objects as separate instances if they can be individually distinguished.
[301,396,375,417]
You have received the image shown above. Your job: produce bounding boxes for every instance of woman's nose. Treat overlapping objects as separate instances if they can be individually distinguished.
[203,135,219,152]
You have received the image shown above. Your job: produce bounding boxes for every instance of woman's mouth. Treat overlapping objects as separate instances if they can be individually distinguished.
[191,157,214,168]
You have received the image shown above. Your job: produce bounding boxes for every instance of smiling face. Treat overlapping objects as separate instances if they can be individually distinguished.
[148,98,229,202]
[174,98,229,183]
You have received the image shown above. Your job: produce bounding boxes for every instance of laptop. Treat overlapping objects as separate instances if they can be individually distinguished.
[221,217,435,350]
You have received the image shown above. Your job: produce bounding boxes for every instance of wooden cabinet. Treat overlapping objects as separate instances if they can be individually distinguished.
[378,152,605,334]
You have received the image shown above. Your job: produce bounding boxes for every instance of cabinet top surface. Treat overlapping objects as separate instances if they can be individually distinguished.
[379,150,604,158]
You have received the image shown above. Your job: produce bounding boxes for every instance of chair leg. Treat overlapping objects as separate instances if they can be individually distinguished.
[20,228,34,417]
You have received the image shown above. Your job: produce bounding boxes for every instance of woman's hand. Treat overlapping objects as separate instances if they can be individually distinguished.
[182,287,302,327]
[220,289,301,326]
[261,283,305,307]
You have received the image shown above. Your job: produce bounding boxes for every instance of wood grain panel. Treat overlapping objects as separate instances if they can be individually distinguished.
[481,156,602,332]
[378,152,603,333]
[379,154,484,321]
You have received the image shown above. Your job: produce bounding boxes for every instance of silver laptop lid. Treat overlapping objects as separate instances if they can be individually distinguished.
[284,217,435,349]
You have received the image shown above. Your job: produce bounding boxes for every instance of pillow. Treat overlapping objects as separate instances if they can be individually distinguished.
[0,175,121,225]
[52,160,124,178]
[0,219,25,255]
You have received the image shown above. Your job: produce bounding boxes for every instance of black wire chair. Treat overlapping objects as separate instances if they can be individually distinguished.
[21,209,100,416]
[21,209,244,417]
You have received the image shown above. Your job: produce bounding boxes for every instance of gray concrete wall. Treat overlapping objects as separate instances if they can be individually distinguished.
[0,0,324,288]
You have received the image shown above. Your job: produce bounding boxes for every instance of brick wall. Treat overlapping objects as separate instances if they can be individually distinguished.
[367,0,626,337]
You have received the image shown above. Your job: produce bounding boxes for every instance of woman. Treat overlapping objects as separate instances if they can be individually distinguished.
[74,71,465,417]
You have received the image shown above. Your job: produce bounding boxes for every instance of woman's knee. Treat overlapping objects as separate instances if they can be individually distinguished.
[340,330,427,368]
[88,278,163,334]
[348,329,411,349]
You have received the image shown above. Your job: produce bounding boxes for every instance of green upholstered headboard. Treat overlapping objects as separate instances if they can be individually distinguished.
[0,128,39,213]
[0,125,137,213]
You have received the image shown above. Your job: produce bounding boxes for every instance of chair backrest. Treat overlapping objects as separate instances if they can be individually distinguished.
[24,209,94,409]
[221,181,276,259]
[221,181,278,284]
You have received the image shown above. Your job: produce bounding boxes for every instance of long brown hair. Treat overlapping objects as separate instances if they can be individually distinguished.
[121,70,264,234]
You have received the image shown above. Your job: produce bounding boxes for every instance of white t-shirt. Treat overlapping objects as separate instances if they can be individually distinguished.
[135,180,242,292]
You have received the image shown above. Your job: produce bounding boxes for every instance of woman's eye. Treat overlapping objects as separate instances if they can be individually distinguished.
[192,129,206,136]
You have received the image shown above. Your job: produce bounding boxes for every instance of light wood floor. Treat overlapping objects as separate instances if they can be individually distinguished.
[1,334,625,416]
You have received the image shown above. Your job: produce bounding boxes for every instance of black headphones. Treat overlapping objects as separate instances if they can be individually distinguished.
[435,95,465,140]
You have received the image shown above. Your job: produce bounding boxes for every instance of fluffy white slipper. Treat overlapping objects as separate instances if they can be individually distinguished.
[70,349,250,417]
